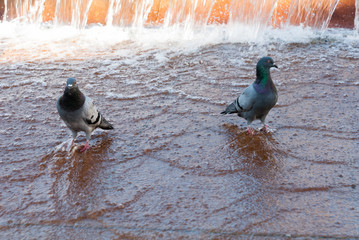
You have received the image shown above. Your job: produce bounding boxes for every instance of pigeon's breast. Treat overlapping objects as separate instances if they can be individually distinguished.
[254,91,277,113]
[59,106,90,133]
[265,90,278,108]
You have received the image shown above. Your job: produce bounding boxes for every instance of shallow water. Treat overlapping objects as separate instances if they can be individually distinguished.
[0,24,358,239]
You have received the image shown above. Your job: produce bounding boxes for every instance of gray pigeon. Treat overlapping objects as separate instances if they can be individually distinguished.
[221,57,278,134]
[57,78,113,152]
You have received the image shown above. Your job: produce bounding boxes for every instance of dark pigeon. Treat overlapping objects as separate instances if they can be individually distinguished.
[221,57,278,134]
[57,78,113,152]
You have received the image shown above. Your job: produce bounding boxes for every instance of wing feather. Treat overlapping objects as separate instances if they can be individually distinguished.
[82,97,101,126]
[236,84,256,112]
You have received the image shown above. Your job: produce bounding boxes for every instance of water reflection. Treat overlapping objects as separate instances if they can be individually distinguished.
[41,134,113,222]
[222,123,286,180]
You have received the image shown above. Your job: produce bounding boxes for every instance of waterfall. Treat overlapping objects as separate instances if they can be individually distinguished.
[0,0,354,30]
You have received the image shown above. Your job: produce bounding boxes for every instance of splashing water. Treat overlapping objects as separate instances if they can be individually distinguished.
[0,0,358,62]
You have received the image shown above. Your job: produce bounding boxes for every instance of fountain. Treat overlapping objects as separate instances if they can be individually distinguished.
[0,1,359,239]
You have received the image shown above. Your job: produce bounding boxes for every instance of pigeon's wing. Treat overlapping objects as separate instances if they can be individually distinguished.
[82,96,113,130]
[236,84,257,112]
[56,97,65,118]
[82,97,102,127]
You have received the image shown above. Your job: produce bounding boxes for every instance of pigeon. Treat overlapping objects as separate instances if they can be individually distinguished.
[57,78,113,152]
[221,57,278,135]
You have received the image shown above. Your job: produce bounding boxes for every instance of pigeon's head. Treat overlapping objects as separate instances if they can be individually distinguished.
[64,78,81,95]
[66,78,78,89]
[257,57,278,69]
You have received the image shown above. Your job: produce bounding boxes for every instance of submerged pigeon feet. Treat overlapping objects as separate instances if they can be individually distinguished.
[247,124,274,135]
[260,124,273,133]
[247,126,256,135]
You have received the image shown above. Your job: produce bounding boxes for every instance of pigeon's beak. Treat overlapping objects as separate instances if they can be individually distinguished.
[67,84,73,87]
[273,64,278,69]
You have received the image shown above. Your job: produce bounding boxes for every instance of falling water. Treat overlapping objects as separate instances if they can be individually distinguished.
[0,0,345,30]
[356,0,359,32]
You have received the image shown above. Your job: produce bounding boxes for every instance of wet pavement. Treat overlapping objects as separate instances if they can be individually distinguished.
[0,26,358,239]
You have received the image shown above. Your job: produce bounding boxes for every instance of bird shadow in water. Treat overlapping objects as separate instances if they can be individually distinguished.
[222,123,288,179]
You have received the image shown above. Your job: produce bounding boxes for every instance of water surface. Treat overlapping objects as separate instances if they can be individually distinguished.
[0,24,358,239]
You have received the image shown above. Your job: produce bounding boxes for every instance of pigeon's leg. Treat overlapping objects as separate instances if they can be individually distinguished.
[246,120,256,135]
[64,131,77,151]
[80,141,90,152]
[71,131,78,145]
[259,116,272,133]
[80,132,92,152]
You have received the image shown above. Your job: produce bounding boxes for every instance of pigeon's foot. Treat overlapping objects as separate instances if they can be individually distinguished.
[260,124,274,133]
[80,141,90,152]
[247,126,256,135]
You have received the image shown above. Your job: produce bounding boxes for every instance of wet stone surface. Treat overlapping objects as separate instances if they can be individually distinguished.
[0,28,358,239]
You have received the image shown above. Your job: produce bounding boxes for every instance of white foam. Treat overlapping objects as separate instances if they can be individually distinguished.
[106,92,143,100]
[0,22,358,62]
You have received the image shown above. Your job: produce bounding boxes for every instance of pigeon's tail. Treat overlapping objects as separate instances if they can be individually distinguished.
[99,117,114,130]
[221,101,238,115]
